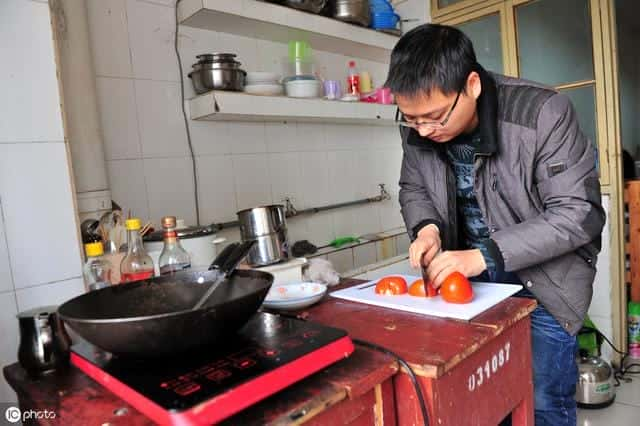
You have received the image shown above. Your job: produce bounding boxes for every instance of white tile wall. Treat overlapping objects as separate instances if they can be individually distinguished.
[195,155,237,222]
[328,249,354,274]
[0,292,19,403]
[87,0,133,78]
[0,143,82,289]
[96,77,142,160]
[228,123,267,155]
[134,80,189,158]
[126,0,178,81]
[107,159,150,220]
[265,122,299,153]
[298,152,331,208]
[396,232,411,254]
[268,152,303,206]
[0,0,64,143]
[354,242,377,269]
[189,121,232,156]
[144,157,197,225]
[15,278,85,312]
[89,0,407,260]
[232,155,272,210]
[327,151,358,204]
[376,237,397,261]
[0,204,14,294]
[0,0,83,404]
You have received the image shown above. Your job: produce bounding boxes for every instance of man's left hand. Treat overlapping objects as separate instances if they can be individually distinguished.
[426,249,486,288]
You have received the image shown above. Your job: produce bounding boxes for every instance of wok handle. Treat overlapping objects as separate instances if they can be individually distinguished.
[193,240,257,311]
[208,242,240,271]
[219,240,256,275]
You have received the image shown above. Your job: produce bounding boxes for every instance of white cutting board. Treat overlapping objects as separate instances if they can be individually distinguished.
[331,275,522,321]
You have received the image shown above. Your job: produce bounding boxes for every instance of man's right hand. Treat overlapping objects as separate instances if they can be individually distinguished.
[409,224,441,269]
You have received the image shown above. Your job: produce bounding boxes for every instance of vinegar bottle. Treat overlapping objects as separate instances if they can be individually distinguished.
[120,218,154,282]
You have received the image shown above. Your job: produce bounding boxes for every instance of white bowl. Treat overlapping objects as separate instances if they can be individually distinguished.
[285,80,321,98]
[244,83,284,96]
[246,71,280,85]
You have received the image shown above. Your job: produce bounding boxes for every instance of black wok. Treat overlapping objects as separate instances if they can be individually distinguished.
[58,244,273,357]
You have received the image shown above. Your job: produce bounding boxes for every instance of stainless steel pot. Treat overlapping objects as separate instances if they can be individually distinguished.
[189,67,246,93]
[332,0,370,26]
[237,205,289,266]
[283,0,328,13]
[249,231,290,266]
[237,205,287,239]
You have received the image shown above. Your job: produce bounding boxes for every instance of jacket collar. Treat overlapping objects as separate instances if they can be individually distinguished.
[405,63,499,156]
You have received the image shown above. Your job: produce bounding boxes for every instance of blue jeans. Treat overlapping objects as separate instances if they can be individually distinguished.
[529,303,579,425]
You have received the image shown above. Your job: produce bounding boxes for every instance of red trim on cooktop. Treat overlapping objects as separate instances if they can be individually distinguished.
[71,336,354,426]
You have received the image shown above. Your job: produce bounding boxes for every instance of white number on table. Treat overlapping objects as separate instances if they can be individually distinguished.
[467,342,511,392]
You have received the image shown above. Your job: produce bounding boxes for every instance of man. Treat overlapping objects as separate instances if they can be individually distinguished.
[385,24,605,425]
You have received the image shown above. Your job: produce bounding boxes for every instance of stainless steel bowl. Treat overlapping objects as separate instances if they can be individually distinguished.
[188,67,246,93]
[192,61,242,71]
[283,0,328,13]
[197,53,238,63]
[333,0,370,27]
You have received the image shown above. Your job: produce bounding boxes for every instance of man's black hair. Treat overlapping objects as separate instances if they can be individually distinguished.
[384,24,477,98]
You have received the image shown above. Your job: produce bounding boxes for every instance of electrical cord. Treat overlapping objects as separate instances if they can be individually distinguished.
[270,311,430,425]
[579,326,640,386]
[174,0,201,226]
[352,338,430,426]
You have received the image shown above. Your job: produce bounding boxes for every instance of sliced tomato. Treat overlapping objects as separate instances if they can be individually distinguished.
[409,279,437,297]
[375,276,408,295]
[440,272,474,304]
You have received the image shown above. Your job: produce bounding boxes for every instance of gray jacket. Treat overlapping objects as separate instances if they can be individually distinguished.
[398,66,605,335]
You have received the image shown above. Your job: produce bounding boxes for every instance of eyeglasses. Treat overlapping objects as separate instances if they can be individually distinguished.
[395,88,463,130]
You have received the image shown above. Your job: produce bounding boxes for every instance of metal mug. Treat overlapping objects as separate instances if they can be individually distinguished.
[17,306,71,377]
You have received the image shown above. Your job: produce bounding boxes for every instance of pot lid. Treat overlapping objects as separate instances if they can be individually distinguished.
[143,223,218,242]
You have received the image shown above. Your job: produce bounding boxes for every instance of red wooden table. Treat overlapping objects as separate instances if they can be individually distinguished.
[4,278,536,425]
[305,279,537,425]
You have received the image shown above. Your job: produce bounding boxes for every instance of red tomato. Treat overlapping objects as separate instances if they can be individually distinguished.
[440,272,473,304]
[408,279,438,297]
[375,276,408,295]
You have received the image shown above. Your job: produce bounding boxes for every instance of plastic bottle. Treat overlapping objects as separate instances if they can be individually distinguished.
[347,61,360,96]
[158,216,191,275]
[629,301,640,359]
[120,218,154,283]
[83,242,113,291]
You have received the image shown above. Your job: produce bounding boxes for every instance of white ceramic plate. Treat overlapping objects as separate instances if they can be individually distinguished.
[263,282,327,310]
[244,84,284,96]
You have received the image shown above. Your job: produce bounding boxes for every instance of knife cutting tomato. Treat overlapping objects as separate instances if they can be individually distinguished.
[409,279,438,297]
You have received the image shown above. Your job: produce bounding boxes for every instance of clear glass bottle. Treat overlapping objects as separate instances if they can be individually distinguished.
[120,218,154,282]
[83,242,113,291]
[159,216,191,275]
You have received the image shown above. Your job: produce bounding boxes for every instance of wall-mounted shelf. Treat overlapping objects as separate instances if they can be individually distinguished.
[188,91,397,125]
[177,0,399,63]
